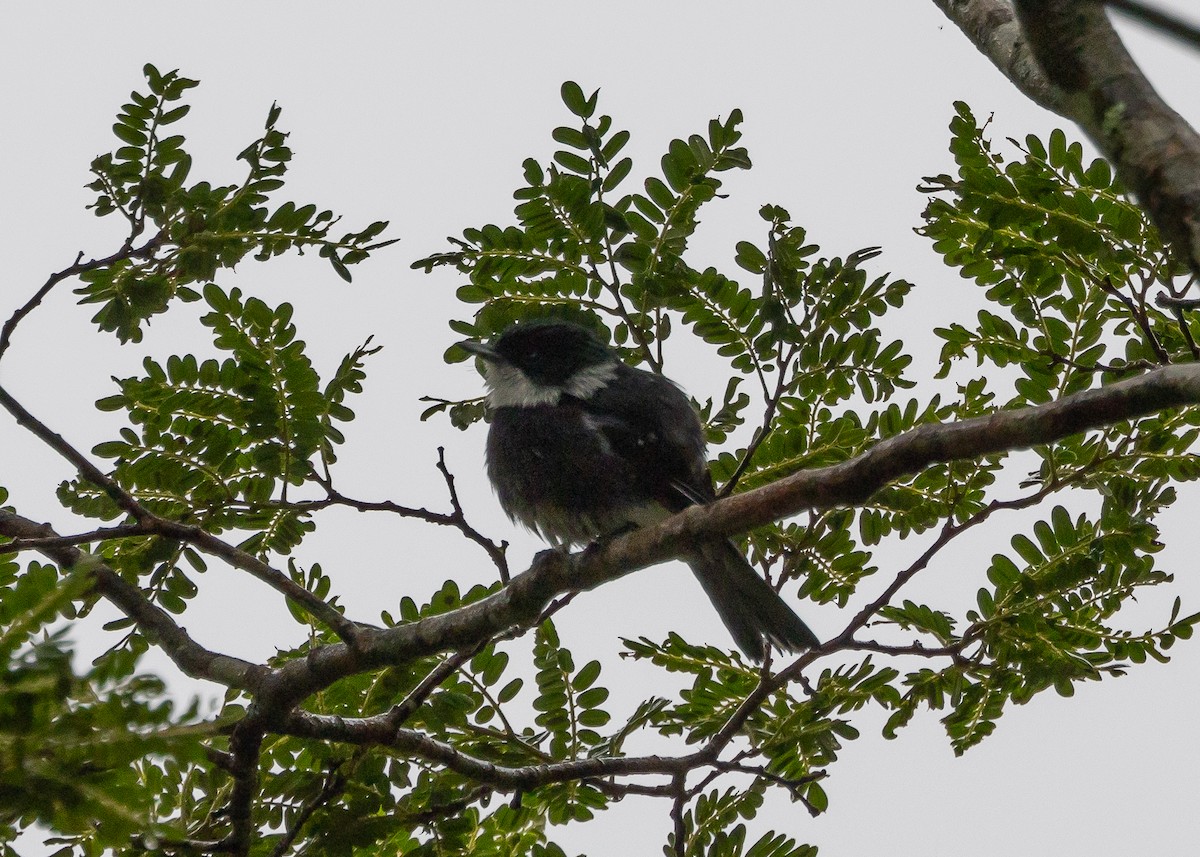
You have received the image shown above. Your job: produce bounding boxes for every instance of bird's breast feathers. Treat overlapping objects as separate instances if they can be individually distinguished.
[485,401,672,545]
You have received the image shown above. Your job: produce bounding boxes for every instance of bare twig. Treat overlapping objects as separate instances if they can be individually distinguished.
[135,835,237,855]
[845,638,970,662]
[718,341,800,497]
[1107,0,1200,50]
[309,450,509,582]
[434,447,510,582]
[712,761,827,817]
[1100,279,1170,363]
[0,231,165,363]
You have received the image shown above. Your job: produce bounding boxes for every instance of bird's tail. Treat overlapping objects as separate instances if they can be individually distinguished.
[686,540,819,662]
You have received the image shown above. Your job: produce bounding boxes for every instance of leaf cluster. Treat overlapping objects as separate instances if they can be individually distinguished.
[78,64,394,343]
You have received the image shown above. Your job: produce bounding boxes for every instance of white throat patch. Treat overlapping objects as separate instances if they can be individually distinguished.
[485,360,618,408]
[565,361,619,399]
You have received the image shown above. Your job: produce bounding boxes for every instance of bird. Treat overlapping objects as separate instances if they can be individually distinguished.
[459,319,819,660]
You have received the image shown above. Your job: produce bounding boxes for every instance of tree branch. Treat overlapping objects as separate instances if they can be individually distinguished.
[931,0,1065,113]
[245,362,1200,710]
[1107,0,1200,51]
[1014,0,1200,274]
[0,510,265,692]
[279,710,706,790]
[11,362,1196,715]
[0,232,164,363]
[268,762,347,857]
[0,522,153,552]
[938,0,1200,276]
[434,446,510,582]
[308,447,509,582]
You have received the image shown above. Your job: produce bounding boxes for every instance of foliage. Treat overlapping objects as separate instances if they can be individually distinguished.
[1,68,1198,857]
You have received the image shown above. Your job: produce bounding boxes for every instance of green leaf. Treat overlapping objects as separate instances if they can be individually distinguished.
[560,81,590,117]
[112,122,147,146]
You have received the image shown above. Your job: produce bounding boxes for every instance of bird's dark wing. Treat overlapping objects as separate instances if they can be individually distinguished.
[580,364,822,659]
[576,363,714,512]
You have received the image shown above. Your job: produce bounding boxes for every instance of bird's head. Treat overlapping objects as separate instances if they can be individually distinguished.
[460,320,619,407]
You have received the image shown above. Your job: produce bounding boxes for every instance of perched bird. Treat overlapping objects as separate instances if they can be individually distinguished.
[460,319,819,660]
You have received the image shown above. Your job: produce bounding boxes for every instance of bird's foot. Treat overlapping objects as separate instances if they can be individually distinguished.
[584,523,637,558]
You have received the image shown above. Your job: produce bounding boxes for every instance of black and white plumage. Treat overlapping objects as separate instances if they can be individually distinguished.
[461,320,819,661]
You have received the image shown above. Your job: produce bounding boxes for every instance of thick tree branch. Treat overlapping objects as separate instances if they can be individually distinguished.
[9,364,1197,714]
[553,360,1200,621]
[938,0,1200,276]
[931,0,1065,113]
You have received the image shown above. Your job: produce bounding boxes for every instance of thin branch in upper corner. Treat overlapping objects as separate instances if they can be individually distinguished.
[1107,0,1200,51]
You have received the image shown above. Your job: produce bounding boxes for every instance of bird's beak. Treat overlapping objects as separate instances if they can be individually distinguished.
[458,339,504,363]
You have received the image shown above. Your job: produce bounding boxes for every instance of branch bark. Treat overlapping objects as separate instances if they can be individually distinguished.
[281,710,709,790]
[931,0,1065,113]
[9,363,1197,707]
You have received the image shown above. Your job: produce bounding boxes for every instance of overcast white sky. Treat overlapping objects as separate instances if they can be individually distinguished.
[3,3,1200,855]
